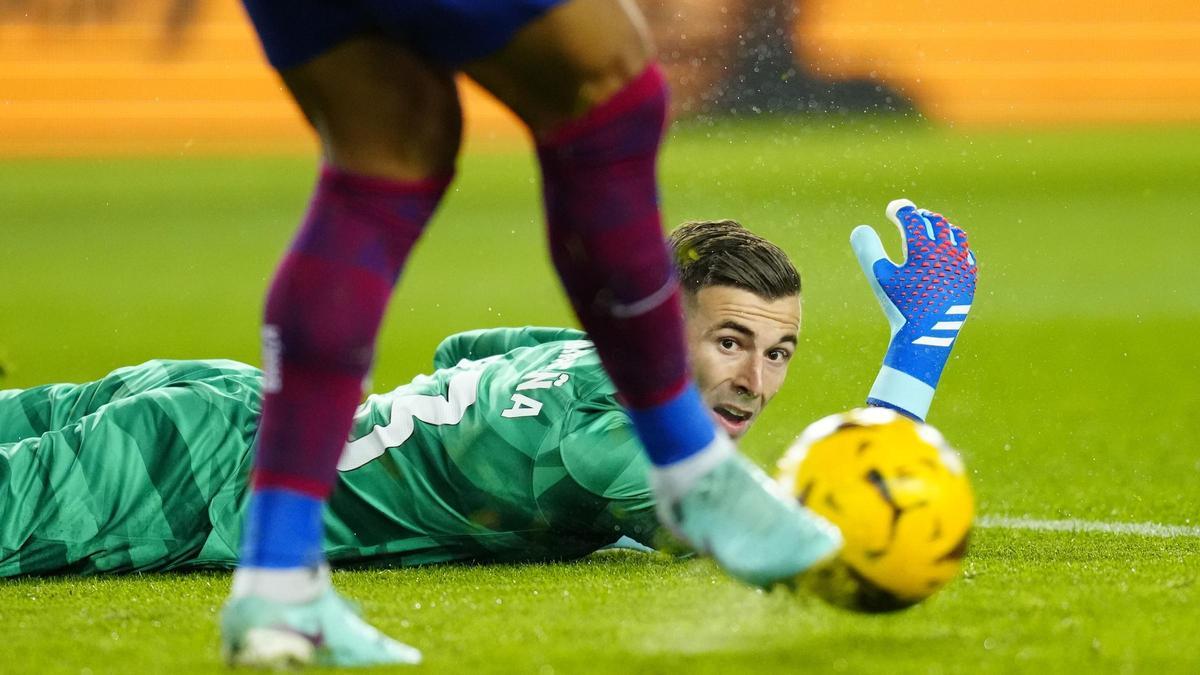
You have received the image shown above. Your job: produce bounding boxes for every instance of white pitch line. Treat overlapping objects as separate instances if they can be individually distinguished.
[978,515,1200,539]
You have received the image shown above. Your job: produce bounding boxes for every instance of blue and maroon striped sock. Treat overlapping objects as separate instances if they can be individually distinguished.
[536,63,715,466]
[242,165,450,569]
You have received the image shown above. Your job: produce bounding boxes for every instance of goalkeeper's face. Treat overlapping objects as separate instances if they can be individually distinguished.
[684,285,801,439]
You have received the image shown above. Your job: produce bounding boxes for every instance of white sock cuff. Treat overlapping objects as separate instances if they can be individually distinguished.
[231,564,331,604]
[649,432,735,501]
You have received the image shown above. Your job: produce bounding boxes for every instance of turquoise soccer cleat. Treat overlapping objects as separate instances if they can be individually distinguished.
[656,452,843,589]
[220,587,422,669]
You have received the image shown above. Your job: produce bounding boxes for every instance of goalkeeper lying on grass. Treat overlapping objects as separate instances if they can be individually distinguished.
[0,201,975,578]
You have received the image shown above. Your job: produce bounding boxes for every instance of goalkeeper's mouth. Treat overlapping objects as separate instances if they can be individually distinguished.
[712,404,754,438]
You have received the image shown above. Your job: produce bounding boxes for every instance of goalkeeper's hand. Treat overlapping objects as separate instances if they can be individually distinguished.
[850,199,978,421]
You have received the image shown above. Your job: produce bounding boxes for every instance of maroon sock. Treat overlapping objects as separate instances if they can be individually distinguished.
[536,63,687,408]
[253,165,451,497]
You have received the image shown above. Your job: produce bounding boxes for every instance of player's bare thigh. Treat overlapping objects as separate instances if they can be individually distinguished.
[278,38,462,180]
[464,0,655,135]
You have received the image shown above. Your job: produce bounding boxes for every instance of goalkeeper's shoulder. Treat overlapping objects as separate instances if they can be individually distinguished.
[102,358,261,388]
[432,326,587,369]
[104,357,259,379]
[149,358,261,379]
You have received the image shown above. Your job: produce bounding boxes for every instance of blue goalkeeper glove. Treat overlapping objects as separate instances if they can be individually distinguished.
[850,199,977,421]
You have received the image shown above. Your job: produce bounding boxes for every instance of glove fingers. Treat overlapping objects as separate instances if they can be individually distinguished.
[886,199,935,261]
[850,225,896,282]
[922,210,956,246]
[884,198,917,229]
[949,224,977,267]
[949,223,968,248]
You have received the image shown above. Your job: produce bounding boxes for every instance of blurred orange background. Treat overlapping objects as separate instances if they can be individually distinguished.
[1,0,1198,156]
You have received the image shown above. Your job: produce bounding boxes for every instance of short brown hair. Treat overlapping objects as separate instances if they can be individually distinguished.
[668,220,800,299]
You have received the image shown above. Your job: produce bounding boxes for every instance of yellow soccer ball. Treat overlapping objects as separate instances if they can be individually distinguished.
[777,408,973,612]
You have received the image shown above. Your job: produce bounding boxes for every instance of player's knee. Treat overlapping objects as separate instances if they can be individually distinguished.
[330,97,462,179]
[467,0,658,134]
[566,42,656,120]
[320,97,462,180]
[538,62,667,168]
[283,39,463,180]
[593,55,665,122]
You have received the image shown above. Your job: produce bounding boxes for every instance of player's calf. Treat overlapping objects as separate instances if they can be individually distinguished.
[533,63,722,469]
[239,167,451,609]
[254,166,452,499]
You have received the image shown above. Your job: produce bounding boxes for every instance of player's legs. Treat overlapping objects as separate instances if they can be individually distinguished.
[278,38,463,180]
[465,0,841,586]
[250,38,459,500]
[465,0,712,463]
[225,30,459,667]
[464,0,653,133]
[243,37,460,561]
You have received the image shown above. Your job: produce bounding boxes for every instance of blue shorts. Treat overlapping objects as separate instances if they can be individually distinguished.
[242,0,569,71]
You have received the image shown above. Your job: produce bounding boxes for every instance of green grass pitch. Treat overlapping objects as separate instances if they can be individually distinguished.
[1,120,1198,673]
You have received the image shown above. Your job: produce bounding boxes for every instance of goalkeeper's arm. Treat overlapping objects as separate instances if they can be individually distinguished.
[850,199,978,421]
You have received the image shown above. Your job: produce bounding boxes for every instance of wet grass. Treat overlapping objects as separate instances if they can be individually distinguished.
[2,121,1198,673]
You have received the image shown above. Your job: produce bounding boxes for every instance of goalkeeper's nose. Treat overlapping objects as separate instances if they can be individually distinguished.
[732,354,765,399]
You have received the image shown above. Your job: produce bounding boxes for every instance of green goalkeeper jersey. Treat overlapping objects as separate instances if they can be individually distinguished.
[0,328,658,577]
